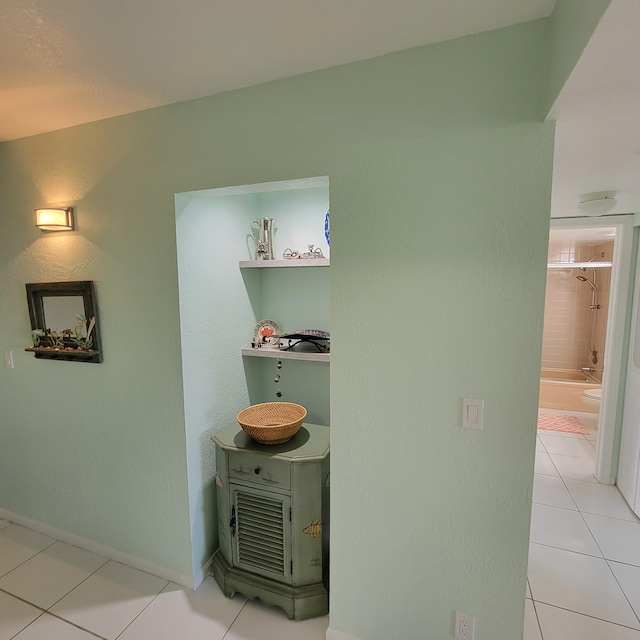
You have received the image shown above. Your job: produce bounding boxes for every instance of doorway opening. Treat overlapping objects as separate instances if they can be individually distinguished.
[538,215,635,485]
[538,226,615,477]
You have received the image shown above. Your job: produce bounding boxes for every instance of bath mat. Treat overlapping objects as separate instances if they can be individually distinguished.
[537,413,589,436]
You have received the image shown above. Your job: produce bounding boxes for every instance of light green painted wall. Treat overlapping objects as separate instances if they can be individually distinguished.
[176,191,259,577]
[545,0,612,114]
[0,137,194,579]
[0,18,553,638]
[328,23,553,639]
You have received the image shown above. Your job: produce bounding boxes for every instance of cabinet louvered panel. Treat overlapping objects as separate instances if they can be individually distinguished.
[232,486,291,580]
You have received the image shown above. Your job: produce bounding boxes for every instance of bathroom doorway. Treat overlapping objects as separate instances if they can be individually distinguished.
[540,216,635,484]
[539,225,615,479]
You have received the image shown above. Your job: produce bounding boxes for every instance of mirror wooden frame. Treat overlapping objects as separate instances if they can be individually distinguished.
[25,281,103,363]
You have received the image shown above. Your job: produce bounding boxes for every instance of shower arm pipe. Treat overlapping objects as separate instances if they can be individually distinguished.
[579,252,604,290]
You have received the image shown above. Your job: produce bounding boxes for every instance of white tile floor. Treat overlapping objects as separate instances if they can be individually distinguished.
[526,408,640,639]
[2,407,638,639]
[0,518,328,640]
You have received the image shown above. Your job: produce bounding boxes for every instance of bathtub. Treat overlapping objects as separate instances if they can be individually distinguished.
[539,368,601,414]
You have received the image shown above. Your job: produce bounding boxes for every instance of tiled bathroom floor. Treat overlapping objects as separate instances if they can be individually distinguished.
[526,408,640,639]
[0,521,328,640]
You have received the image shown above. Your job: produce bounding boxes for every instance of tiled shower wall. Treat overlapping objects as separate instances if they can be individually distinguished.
[541,240,613,381]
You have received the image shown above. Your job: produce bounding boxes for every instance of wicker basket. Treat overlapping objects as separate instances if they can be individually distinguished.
[237,402,307,445]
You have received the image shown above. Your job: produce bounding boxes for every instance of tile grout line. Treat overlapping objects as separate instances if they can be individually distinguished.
[220,598,250,640]
[531,489,579,513]
[0,531,58,579]
[0,523,279,640]
[578,508,640,628]
[533,411,635,618]
[0,530,167,640]
[604,557,640,629]
[44,609,111,640]
[529,600,640,633]
[5,609,47,640]
[536,432,548,455]
[0,587,109,640]
[0,586,48,613]
[555,464,584,512]
[551,443,627,569]
[44,557,111,612]
[533,418,640,635]
[558,473,640,524]
[0,537,113,639]
[529,596,544,640]
[533,421,598,635]
[545,452,598,462]
[543,432,568,481]
[528,540,603,561]
[112,579,171,639]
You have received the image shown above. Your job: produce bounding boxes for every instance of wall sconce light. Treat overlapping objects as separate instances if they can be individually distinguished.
[35,207,75,231]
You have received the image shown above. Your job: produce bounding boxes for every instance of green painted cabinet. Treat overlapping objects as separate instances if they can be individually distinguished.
[211,422,330,620]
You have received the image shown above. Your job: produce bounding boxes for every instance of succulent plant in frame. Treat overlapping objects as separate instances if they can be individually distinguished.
[71,314,96,350]
[46,329,66,348]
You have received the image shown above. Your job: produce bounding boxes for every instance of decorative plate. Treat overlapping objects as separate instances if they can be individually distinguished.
[252,320,281,349]
[324,210,330,246]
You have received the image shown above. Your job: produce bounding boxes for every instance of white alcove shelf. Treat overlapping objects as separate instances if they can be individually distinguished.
[241,348,330,362]
[239,259,329,269]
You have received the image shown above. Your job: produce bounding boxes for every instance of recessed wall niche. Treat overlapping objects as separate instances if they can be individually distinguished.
[175,176,330,438]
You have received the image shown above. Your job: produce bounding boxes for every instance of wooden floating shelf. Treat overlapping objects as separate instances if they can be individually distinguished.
[25,346,101,362]
[239,259,329,269]
[242,348,330,362]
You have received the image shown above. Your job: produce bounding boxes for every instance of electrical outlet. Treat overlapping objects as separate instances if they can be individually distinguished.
[455,612,475,640]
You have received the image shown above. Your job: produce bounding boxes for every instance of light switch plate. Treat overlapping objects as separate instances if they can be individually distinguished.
[462,398,483,430]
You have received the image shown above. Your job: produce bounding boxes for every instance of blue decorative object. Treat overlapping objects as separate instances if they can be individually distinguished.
[324,211,330,246]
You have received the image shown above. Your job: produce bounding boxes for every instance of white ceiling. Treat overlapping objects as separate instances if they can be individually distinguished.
[549,0,640,218]
[0,0,555,141]
[1,0,638,221]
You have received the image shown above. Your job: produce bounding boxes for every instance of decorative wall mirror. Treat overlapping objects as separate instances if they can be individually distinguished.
[25,281,103,363]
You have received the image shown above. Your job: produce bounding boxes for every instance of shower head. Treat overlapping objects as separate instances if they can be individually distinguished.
[576,275,597,291]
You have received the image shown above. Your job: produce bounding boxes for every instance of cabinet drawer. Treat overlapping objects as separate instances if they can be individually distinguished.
[228,452,290,490]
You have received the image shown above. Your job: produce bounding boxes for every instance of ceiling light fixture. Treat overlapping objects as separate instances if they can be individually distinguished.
[578,192,617,216]
[35,207,75,231]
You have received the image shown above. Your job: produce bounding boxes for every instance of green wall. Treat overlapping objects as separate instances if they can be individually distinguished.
[545,0,612,113]
[0,18,553,639]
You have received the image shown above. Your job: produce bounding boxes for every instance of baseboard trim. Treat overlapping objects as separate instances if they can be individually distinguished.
[326,628,363,640]
[194,553,215,588]
[0,508,201,589]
